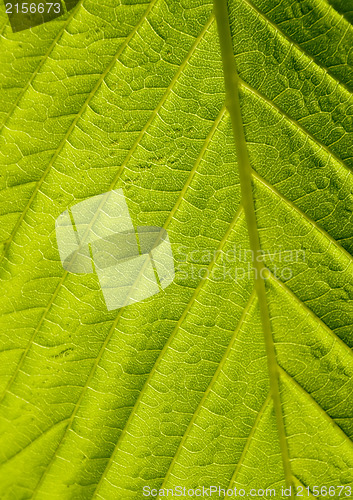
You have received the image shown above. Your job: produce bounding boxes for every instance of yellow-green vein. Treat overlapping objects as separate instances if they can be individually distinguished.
[91,206,244,499]
[156,289,257,498]
[30,104,227,496]
[214,0,293,494]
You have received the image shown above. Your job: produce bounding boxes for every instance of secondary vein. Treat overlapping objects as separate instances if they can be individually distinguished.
[213,0,294,493]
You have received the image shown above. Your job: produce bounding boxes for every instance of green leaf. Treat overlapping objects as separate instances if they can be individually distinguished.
[0,0,353,498]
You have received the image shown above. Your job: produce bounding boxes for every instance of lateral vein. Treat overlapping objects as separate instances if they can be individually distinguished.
[157,289,257,497]
[91,206,245,499]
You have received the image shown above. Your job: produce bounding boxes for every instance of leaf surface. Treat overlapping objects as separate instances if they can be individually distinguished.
[0,0,353,498]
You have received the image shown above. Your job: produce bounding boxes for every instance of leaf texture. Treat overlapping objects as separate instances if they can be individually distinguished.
[0,0,352,498]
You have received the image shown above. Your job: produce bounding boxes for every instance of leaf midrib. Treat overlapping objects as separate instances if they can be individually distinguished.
[2,0,352,267]
[150,269,353,497]
[1,0,353,495]
[214,0,293,491]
